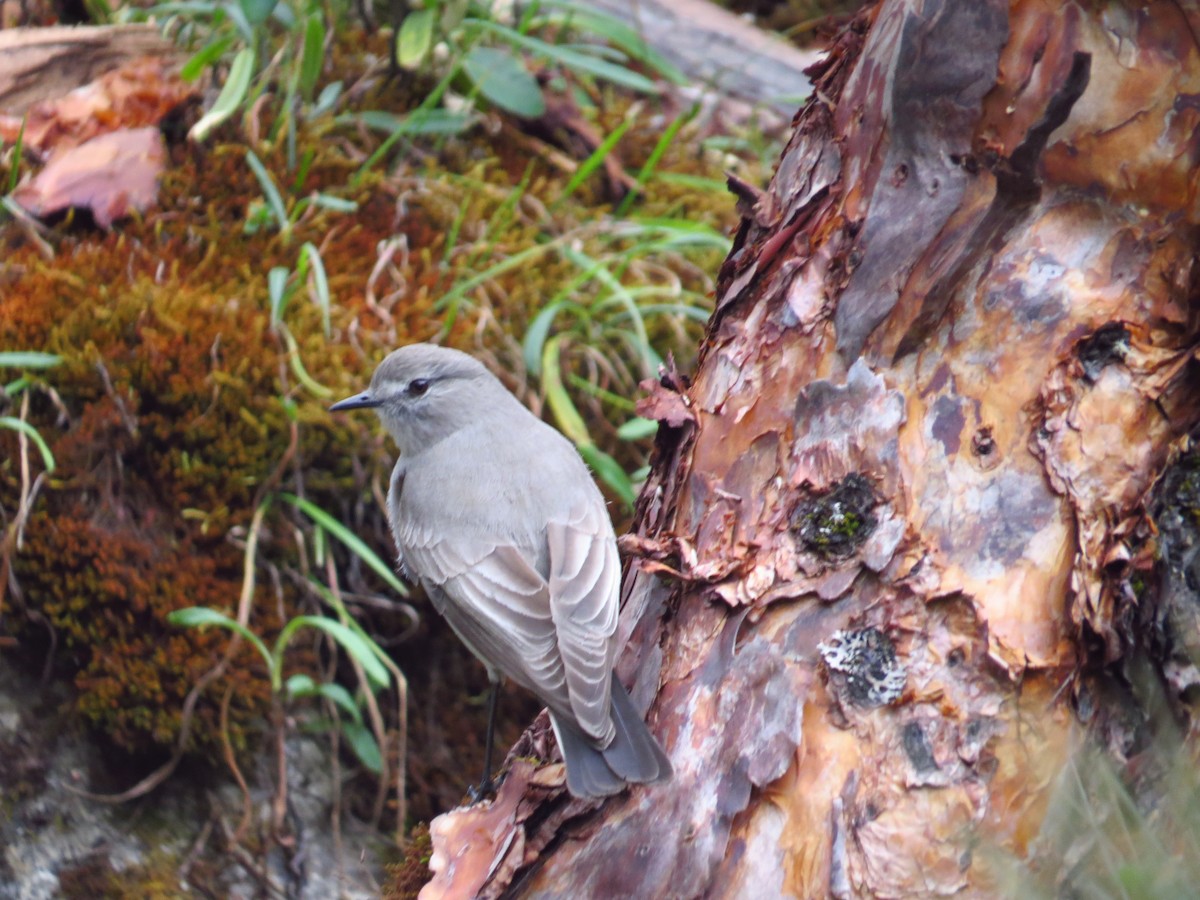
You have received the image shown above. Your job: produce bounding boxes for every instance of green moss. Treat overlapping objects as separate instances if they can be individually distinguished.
[792,473,879,558]
[0,18,766,809]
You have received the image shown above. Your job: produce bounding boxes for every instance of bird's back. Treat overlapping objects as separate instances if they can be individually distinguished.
[398,406,603,572]
[389,401,618,731]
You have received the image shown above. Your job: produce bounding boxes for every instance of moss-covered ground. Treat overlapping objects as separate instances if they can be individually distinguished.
[0,15,772,869]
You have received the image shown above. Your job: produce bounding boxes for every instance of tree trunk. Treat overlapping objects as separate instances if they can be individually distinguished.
[418,1,1200,896]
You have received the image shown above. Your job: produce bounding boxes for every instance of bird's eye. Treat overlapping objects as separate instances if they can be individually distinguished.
[407,378,431,397]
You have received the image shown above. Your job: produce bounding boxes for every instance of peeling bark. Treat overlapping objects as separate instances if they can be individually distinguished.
[421,1,1200,896]
[0,25,178,114]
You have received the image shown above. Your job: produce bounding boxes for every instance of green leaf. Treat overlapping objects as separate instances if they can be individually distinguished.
[0,418,56,472]
[281,494,410,598]
[311,81,343,117]
[308,193,358,213]
[270,1,294,27]
[341,721,383,773]
[287,675,363,725]
[557,115,632,202]
[540,335,590,447]
[138,0,219,13]
[180,34,234,82]
[285,616,391,688]
[339,109,473,136]
[268,265,290,327]
[397,8,436,70]
[167,607,274,676]
[522,301,566,378]
[245,149,288,234]
[616,416,658,441]
[316,682,363,724]
[540,335,637,507]
[299,14,325,101]
[300,242,330,337]
[223,2,255,43]
[189,47,255,142]
[539,0,686,84]
[462,46,546,118]
[579,443,636,509]
[285,673,316,695]
[304,578,399,689]
[440,0,468,31]
[0,352,62,369]
[474,20,660,94]
[238,0,276,27]
[7,114,26,193]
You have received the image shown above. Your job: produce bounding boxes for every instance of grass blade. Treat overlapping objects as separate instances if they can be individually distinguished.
[268,265,291,327]
[281,493,409,598]
[181,33,234,82]
[557,115,633,203]
[168,607,273,674]
[616,106,694,215]
[540,334,590,446]
[7,114,26,193]
[0,352,61,369]
[189,47,255,142]
[0,417,56,472]
[539,0,687,84]
[282,615,391,688]
[300,242,330,337]
[245,149,288,236]
[473,19,661,94]
[299,13,325,101]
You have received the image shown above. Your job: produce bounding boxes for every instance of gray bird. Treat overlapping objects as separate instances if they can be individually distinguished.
[330,344,671,800]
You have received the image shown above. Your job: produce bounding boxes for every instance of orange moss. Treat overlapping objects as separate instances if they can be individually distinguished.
[383,823,434,900]
[13,510,274,750]
[0,42,754,800]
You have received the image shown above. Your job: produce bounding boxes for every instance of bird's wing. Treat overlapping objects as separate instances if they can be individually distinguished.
[400,517,571,710]
[547,498,619,745]
[386,461,411,581]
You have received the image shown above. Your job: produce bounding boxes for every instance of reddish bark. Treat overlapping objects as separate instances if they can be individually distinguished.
[421,1,1200,895]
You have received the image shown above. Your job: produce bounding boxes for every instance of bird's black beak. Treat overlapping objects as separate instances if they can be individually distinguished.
[330,391,381,412]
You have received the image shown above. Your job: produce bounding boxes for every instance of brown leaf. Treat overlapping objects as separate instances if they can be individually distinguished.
[635,379,697,428]
[11,126,166,228]
[0,56,194,156]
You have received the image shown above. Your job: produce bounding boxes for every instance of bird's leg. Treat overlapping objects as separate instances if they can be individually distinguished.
[467,677,501,802]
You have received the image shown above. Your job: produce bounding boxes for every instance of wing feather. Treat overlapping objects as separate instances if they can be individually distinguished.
[390,452,621,744]
[399,517,574,717]
[547,500,620,744]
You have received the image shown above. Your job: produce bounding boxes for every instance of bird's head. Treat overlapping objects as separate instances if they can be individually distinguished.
[330,344,505,454]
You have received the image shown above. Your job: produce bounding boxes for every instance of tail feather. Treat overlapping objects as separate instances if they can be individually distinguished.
[552,715,626,799]
[603,674,672,784]
[550,672,672,799]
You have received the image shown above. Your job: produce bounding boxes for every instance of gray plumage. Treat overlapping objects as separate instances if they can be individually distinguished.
[330,344,671,799]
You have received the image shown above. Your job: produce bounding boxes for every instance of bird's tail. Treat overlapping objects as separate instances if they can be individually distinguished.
[551,673,672,800]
